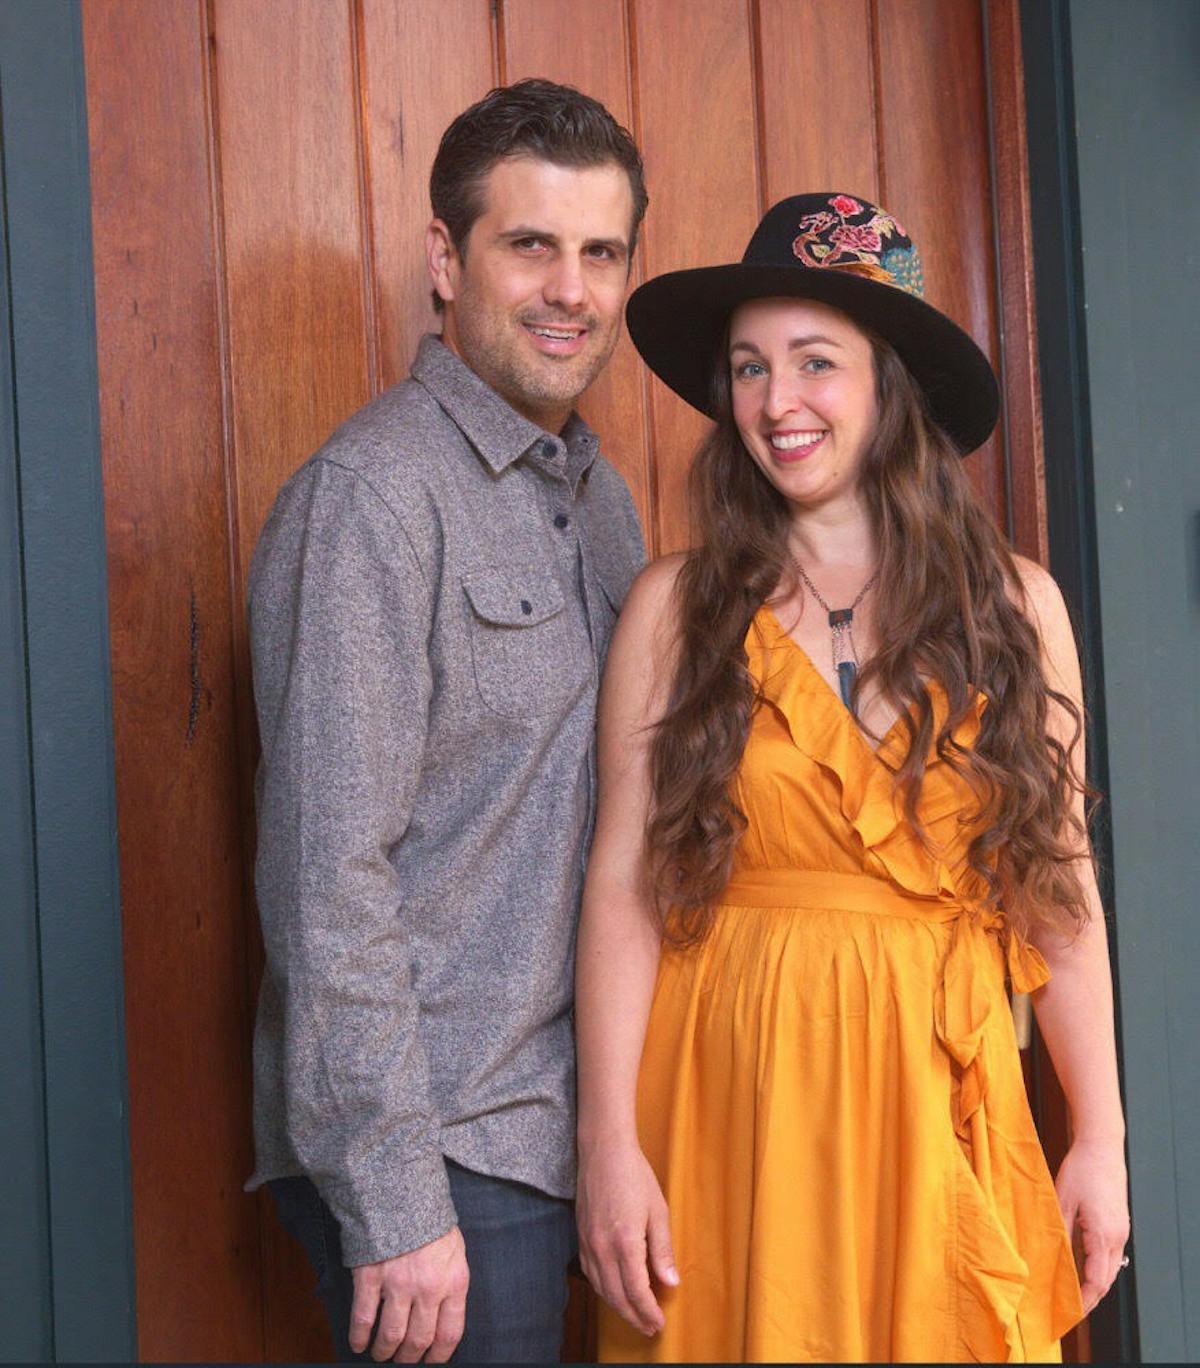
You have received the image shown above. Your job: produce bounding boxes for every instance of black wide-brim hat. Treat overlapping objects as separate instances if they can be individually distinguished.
[627,192,1000,455]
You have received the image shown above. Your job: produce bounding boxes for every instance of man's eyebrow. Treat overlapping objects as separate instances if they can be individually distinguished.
[496,226,557,243]
[729,333,843,353]
[495,227,629,256]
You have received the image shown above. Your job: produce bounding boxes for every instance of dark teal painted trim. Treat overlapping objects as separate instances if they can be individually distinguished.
[1064,1,1200,1359]
[1020,2,1136,1360]
[0,1,136,1360]
[0,90,54,1366]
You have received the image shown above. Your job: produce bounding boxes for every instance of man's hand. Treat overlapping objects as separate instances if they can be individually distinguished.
[349,1226,469,1364]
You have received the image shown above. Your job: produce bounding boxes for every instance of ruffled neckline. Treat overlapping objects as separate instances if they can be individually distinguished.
[747,605,989,902]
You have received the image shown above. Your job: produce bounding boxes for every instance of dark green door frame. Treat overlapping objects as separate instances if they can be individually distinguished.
[0,1,136,1360]
[1023,0,1200,1361]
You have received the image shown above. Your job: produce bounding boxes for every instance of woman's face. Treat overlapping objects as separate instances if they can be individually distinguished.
[728,296,878,510]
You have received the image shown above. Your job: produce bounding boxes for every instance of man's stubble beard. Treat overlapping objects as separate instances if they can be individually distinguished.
[451,280,620,422]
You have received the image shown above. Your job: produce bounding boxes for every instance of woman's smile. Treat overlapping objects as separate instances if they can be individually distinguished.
[767,428,828,460]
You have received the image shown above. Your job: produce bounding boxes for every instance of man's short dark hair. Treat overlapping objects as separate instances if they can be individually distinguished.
[429,78,649,310]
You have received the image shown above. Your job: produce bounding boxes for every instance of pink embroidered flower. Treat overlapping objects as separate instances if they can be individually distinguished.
[797,211,836,235]
[831,223,882,254]
[830,194,863,216]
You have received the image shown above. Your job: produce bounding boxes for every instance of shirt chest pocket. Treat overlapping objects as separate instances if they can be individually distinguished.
[462,570,584,719]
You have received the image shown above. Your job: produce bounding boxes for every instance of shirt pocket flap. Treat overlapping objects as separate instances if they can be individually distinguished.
[462,571,564,627]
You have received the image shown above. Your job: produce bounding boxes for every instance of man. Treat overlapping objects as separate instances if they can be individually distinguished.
[246,80,647,1364]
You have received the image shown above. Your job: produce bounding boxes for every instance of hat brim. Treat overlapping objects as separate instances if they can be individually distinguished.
[625,263,1000,455]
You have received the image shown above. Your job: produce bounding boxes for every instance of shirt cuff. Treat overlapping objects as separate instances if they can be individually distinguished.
[320,1149,458,1267]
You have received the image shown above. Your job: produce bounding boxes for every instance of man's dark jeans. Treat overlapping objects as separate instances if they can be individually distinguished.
[269,1161,576,1364]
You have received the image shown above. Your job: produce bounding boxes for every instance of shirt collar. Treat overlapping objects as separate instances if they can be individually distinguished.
[411,333,599,486]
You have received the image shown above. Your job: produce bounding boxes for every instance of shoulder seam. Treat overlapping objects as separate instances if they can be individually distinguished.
[312,456,431,589]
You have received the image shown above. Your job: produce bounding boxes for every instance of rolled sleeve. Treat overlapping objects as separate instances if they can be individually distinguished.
[250,458,456,1263]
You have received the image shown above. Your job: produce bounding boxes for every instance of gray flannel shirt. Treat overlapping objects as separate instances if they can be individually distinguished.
[246,334,645,1265]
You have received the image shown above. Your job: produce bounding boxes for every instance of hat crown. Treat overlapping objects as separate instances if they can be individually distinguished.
[742,192,925,300]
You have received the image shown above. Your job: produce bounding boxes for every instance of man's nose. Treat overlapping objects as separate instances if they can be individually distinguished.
[544,254,586,310]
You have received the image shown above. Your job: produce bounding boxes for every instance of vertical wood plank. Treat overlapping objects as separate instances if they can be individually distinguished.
[632,0,761,553]
[874,0,1006,520]
[81,0,263,1359]
[502,0,654,539]
[359,0,496,390]
[210,1,374,1358]
[988,0,1049,564]
[213,0,373,566]
[756,0,879,205]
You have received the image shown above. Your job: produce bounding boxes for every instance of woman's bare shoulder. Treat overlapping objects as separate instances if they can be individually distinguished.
[604,553,688,697]
[1009,553,1069,628]
[621,552,688,614]
[1008,553,1079,693]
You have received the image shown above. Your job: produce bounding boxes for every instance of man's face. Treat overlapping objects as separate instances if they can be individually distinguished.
[429,156,634,432]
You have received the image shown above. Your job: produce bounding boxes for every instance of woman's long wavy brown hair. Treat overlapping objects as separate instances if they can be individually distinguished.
[647,333,1094,946]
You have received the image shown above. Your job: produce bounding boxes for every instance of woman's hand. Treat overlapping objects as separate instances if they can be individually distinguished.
[1055,1136,1131,1314]
[577,1137,679,1337]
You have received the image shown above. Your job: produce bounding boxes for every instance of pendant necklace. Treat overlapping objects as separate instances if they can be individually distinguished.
[792,561,879,713]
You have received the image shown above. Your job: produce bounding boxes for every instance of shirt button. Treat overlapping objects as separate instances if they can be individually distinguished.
[538,438,556,459]
[520,599,533,615]
[554,513,570,529]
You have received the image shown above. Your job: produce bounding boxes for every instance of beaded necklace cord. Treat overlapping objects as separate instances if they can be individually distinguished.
[792,562,879,714]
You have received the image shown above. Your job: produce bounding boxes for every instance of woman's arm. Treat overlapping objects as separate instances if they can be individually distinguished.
[1018,557,1131,1314]
[576,556,685,1338]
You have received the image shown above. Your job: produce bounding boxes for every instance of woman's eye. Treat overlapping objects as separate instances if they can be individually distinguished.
[802,356,833,374]
[733,360,767,380]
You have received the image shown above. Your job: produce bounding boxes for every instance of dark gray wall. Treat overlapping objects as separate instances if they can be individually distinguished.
[0,119,54,1368]
[1069,1,1200,1360]
[0,2,136,1360]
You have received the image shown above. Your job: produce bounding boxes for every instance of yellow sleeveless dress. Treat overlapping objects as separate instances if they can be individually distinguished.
[598,608,1082,1364]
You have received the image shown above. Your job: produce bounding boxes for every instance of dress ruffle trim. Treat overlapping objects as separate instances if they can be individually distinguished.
[749,613,987,905]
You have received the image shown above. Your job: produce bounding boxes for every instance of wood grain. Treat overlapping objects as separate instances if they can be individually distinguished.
[208,1,378,1359]
[631,0,762,553]
[360,0,497,389]
[988,0,1049,563]
[212,0,373,565]
[757,0,879,206]
[82,0,262,1359]
[873,0,1005,517]
[502,0,654,541]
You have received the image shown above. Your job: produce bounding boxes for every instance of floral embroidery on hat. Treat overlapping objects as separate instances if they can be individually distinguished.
[791,195,924,299]
[831,223,882,254]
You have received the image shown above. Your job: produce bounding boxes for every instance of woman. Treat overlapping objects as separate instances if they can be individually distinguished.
[575,194,1129,1363]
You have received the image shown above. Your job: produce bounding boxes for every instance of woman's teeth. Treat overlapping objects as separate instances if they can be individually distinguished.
[770,431,826,451]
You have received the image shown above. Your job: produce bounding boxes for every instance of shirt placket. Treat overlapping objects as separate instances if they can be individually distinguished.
[528,435,605,864]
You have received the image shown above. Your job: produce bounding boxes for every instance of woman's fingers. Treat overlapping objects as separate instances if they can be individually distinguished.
[646,1202,680,1289]
[581,1231,663,1337]
[1077,1220,1128,1314]
[616,1231,666,1335]
[589,1244,652,1336]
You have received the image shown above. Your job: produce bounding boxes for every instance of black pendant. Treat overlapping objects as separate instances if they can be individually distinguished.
[828,607,858,710]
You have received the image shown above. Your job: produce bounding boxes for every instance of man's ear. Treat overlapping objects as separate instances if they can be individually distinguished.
[427,219,459,305]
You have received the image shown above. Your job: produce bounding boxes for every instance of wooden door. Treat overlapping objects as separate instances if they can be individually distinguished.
[82,0,1068,1360]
